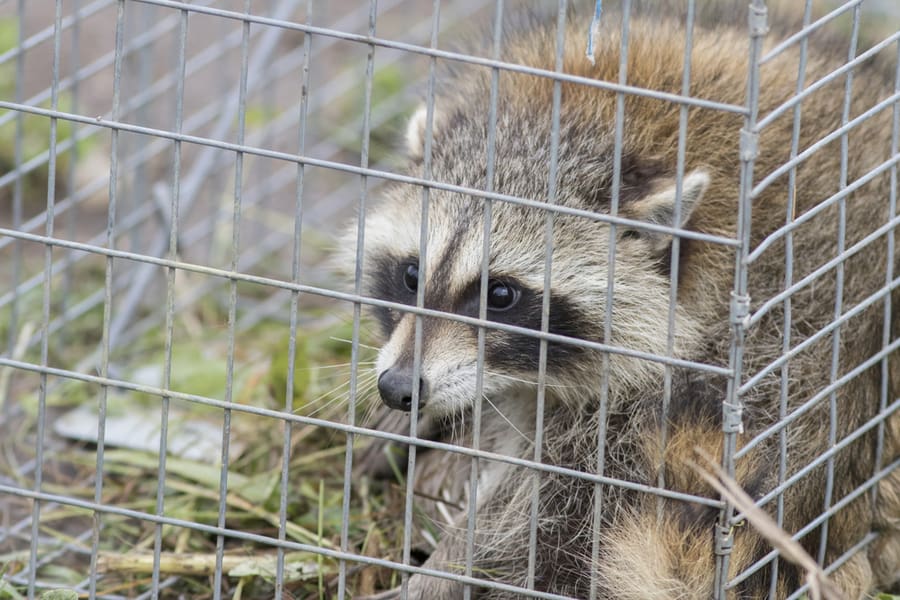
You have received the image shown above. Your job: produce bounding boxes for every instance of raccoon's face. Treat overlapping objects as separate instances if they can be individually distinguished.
[353,105,709,417]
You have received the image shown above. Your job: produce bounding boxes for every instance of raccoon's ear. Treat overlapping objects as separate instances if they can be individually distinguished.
[625,169,709,254]
[405,104,444,160]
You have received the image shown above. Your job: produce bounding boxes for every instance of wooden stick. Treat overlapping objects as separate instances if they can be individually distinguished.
[691,449,846,600]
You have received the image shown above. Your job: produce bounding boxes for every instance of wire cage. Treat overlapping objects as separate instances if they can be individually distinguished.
[0,1,898,599]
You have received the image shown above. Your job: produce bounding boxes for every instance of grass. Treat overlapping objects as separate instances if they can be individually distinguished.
[0,253,428,599]
[3,261,898,600]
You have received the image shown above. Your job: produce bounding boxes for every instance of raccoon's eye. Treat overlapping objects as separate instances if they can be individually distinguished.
[487,281,519,311]
[402,263,419,293]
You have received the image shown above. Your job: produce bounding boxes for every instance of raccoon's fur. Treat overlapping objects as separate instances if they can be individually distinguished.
[346,2,900,598]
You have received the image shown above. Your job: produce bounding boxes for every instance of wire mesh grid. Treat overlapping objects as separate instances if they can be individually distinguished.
[0,1,898,599]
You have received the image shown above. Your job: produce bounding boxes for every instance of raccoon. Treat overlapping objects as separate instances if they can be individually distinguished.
[346,2,900,598]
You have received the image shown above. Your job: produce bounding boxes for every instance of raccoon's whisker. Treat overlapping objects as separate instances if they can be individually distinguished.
[483,370,587,390]
[482,394,533,446]
[350,379,380,408]
[348,373,379,397]
[299,360,377,371]
[298,371,377,412]
[304,394,347,418]
[327,336,380,351]
[304,375,378,419]
[349,379,382,421]
[305,378,355,407]
[360,400,383,428]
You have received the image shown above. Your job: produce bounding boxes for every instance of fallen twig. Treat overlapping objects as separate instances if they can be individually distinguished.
[691,449,846,600]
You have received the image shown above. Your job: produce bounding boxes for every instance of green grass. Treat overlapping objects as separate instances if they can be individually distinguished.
[0,254,419,598]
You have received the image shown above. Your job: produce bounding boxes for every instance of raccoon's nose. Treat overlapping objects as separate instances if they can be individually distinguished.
[377,367,426,412]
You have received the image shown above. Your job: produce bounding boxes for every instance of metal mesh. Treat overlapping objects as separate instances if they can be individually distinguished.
[0,1,898,599]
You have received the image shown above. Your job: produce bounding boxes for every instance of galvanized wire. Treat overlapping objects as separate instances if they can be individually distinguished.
[714,1,767,595]
[0,227,735,376]
[26,0,63,594]
[589,1,632,595]
[524,0,568,591]
[1,2,898,599]
[275,2,313,596]
[462,0,504,594]
[770,3,813,593]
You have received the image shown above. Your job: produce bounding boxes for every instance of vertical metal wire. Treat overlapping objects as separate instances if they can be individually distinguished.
[714,1,766,596]
[590,2,630,596]
[151,7,188,598]
[115,1,137,264]
[88,1,126,598]
[277,3,313,596]
[526,0,567,590]
[4,0,26,417]
[875,27,900,506]
[657,0,697,509]
[400,3,440,595]
[213,3,253,597]
[771,4,813,594]
[338,0,378,598]
[128,1,158,257]
[28,2,63,597]
[342,1,379,596]
[818,3,861,566]
[105,0,300,353]
[202,5,241,270]
[60,0,82,337]
[463,1,504,598]
[12,3,900,599]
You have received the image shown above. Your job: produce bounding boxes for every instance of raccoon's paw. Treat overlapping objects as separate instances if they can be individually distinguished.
[353,589,400,600]
[406,573,467,599]
[355,574,465,600]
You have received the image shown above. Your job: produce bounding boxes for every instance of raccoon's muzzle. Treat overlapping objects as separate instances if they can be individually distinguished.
[377,366,426,412]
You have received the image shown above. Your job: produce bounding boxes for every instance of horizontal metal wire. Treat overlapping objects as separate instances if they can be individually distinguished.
[741,275,900,393]
[0,101,743,248]
[0,356,722,508]
[757,29,900,130]
[130,0,747,114]
[0,56,385,310]
[0,482,574,600]
[735,334,900,460]
[0,227,733,375]
[746,153,900,268]
[725,456,900,589]
[0,0,404,171]
[747,197,900,325]
[760,0,865,64]
[6,177,367,373]
[752,90,900,199]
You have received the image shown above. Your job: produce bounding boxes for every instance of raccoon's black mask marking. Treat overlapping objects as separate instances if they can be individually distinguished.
[369,253,592,374]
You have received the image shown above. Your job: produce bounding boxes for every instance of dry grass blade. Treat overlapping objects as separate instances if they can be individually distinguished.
[97,551,321,582]
[691,449,846,600]
[97,552,249,577]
